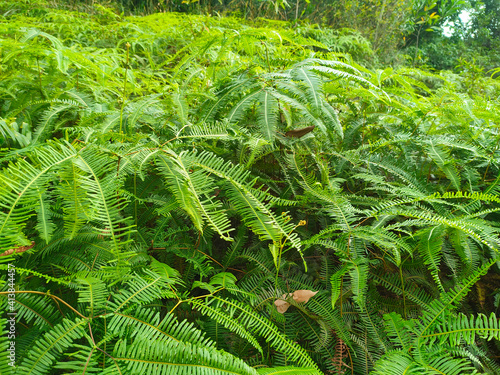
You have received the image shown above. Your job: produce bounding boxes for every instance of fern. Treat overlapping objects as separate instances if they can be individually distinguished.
[0,141,77,249]
[256,366,323,374]
[17,318,87,375]
[2,5,500,374]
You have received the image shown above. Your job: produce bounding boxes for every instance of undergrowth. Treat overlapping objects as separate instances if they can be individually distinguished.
[1,1,500,374]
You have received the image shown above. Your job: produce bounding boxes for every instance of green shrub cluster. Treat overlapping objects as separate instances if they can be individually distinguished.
[1,1,500,374]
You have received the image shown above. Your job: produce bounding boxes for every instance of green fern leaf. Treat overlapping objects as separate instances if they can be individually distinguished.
[35,191,56,244]
[257,91,279,142]
[190,298,264,355]
[0,141,77,250]
[156,149,234,241]
[418,225,445,292]
[18,318,87,375]
[210,296,319,369]
[110,339,258,375]
[76,276,108,317]
[256,366,323,374]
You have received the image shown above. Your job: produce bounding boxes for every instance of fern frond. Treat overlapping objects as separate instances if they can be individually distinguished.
[256,366,323,374]
[156,149,234,241]
[77,146,135,250]
[417,225,445,292]
[18,318,87,375]
[108,308,215,347]
[257,91,279,142]
[110,269,178,312]
[423,312,500,348]
[190,298,264,355]
[383,312,415,351]
[111,339,258,375]
[210,296,319,369]
[35,191,56,244]
[0,141,77,250]
[418,259,495,337]
[371,351,422,375]
[191,151,302,253]
[76,276,108,317]
[291,66,323,113]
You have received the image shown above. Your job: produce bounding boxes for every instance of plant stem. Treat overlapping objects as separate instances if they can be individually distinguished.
[36,56,43,94]
[294,0,299,26]
[413,25,422,67]
[0,290,87,319]
[119,42,131,135]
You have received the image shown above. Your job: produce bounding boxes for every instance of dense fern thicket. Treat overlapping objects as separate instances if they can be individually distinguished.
[61,0,500,71]
[1,1,500,374]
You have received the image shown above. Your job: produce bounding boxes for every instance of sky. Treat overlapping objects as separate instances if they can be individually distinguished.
[443,10,471,37]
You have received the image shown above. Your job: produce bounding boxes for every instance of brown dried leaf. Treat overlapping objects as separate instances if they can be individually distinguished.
[274,293,292,314]
[285,125,315,138]
[292,290,318,303]
[274,299,291,313]
[0,241,35,257]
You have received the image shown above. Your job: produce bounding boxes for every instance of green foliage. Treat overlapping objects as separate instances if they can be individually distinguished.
[1,2,500,374]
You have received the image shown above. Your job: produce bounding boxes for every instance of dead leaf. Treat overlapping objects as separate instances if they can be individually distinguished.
[274,293,292,314]
[275,291,317,313]
[285,125,315,138]
[292,290,318,303]
[274,299,291,313]
[0,241,35,257]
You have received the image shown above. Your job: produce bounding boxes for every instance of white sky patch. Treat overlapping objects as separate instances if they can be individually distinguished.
[459,10,471,24]
[443,21,454,37]
[442,10,471,37]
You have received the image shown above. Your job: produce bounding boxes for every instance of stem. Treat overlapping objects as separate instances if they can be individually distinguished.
[0,291,87,319]
[134,173,138,240]
[88,321,121,374]
[482,136,500,182]
[82,346,95,375]
[294,0,299,26]
[119,42,131,134]
[275,245,283,295]
[169,288,224,314]
[339,275,343,317]
[413,25,422,67]
[399,266,407,319]
[262,41,271,73]
[36,56,43,93]
[103,315,107,369]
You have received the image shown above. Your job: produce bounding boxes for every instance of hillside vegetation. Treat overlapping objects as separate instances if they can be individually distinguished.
[1,1,500,374]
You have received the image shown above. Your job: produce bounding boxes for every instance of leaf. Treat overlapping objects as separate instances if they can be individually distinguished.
[274,294,292,313]
[292,290,318,303]
[330,264,349,309]
[150,258,182,282]
[257,91,278,142]
[285,125,315,138]
[257,366,323,374]
[209,272,237,287]
[192,281,217,293]
[157,149,234,241]
[18,318,87,374]
[275,290,318,313]
[418,225,445,292]
[349,258,369,308]
[35,191,55,244]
